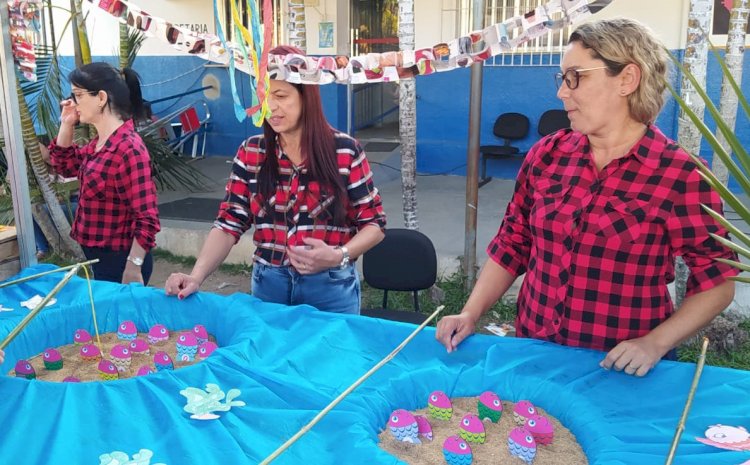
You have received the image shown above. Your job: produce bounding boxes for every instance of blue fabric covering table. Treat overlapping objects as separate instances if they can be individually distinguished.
[0,265,748,464]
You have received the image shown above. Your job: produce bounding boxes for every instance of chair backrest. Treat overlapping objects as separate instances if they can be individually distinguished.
[493,112,530,141]
[363,228,437,292]
[179,107,201,133]
[538,109,570,136]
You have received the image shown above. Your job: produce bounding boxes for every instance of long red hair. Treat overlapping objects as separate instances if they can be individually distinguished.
[259,45,347,225]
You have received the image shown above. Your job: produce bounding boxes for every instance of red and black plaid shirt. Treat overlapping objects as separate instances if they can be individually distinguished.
[49,120,160,251]
[488,125,739,351]
[214,132,386,266]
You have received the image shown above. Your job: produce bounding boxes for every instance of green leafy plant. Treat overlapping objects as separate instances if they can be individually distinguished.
[667,47,750,284]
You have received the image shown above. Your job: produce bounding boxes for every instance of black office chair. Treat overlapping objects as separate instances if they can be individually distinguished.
[538,109,570,137]
[479,112,530,187]
[361,228,437,324]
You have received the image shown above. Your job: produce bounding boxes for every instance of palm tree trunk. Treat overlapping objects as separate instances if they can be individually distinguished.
[16,81,84,259]
[675,0,713,307]
[70,0,91,67]
[399,0,418,230]
[712,0,749,186]
[119,23,129,70]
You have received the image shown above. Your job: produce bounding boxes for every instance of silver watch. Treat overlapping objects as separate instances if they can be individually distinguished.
[127,256,144,266]
[337,246,350,268]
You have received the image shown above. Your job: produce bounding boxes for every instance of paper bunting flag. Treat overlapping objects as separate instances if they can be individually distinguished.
[7,0,42,82]
[86,0,613,120]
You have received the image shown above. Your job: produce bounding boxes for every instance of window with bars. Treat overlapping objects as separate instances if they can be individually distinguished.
[216,0,283,47]
[442,0,573,66]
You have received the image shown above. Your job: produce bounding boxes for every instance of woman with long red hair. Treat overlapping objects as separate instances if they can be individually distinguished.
[165,46,386,314]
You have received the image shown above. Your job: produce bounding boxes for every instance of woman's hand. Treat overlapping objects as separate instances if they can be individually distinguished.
[436,313,479,353]
[286,237,342,274]
[600,334,668,377]
[59,99,79,127]
[165,273,201,299]
[122,263,144,285]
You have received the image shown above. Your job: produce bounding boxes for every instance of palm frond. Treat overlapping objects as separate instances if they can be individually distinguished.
[21,47,63,139]
[140,133,215,193]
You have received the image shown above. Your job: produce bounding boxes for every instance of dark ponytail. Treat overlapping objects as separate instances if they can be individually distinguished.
[68,62,147,123]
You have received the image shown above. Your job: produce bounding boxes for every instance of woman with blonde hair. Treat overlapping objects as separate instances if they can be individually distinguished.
[437,18,739,376]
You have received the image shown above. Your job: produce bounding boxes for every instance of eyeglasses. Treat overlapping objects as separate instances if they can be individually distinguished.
[69,90,97,104]
[554,66,609,90]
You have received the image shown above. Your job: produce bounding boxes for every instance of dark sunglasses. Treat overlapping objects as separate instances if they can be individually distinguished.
[69,90,98,104]
[554,66,608,90]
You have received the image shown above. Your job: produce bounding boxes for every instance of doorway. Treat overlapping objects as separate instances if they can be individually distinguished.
[351,0,399,142]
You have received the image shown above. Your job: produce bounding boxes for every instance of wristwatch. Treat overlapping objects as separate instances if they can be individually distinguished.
[127,256,144,266]
[336,246,350,268]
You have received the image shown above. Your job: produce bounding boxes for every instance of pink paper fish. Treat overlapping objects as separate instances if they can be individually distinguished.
[415,415,433,441]
[428,390,453,420]
[80,343,101,362]
[14,359,35,379]
[136,365,154,376]
[525,414,554,445]
[43,348,63,370]
[98,360,119,380]
[73,328,92,345]
[117,320,137,341]
[458,413,486,444]
[109,344,132,372]
[697,424,750,451]
[442,435,472,465]
[388,409,421,444]
[508,426,537,464]
[513,400,536,426]
[148,324,169,344]
[478,391,503,423]
[192,324,208,345]
[198,341,218,359]
[129,338,150,356]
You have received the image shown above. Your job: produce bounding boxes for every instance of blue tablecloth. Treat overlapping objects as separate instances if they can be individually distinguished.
[0,265,748,464]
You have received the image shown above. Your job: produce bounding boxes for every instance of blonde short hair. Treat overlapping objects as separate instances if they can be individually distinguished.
[569,18,670,124]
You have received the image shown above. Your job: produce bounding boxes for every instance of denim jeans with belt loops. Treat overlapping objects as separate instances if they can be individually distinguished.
[251,262,361,314]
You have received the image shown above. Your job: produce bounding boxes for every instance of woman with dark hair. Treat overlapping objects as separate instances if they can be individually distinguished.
[49,62,160,285]
[165,46,386,314]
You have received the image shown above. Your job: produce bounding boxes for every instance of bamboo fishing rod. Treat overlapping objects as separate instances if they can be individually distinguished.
[0,259,99,289]
[665,337,709,465]
[259,305,446,465]
[0,264,81,350]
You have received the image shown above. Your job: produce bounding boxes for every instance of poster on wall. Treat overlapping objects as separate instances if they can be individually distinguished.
[712,0,750,34]
[319,21,333,48]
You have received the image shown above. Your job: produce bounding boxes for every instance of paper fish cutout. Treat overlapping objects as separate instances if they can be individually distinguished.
[458,413,486,444]
[98,360,119,381]
[193,324,208,345]
[428,390,453,420]
[117,320,137,341]
[153,351,174,371]
[508,426,537,464]
[513,400,536,426]
[176,332,198,361]
[73,328,92,345]
[696,424,750,451]
[442,435,472,465]
[148,324,169,344]
[80,343,102,362]
[136,365,154,376]
[525,414,554,445]
[63,376,80,382]
[198,341,218,359]
[415,414,433,441]
[478,391,503,423]
[20,294,56,309]
[98,448,166,465]
[14,359,35,379]
[109,344,132,372]
[388,409,421,444]
[43,348,63,370]
[180,383,246,420]
[129,338,150,356]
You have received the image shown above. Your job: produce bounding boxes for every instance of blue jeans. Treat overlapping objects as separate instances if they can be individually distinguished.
[251,262,361,314]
